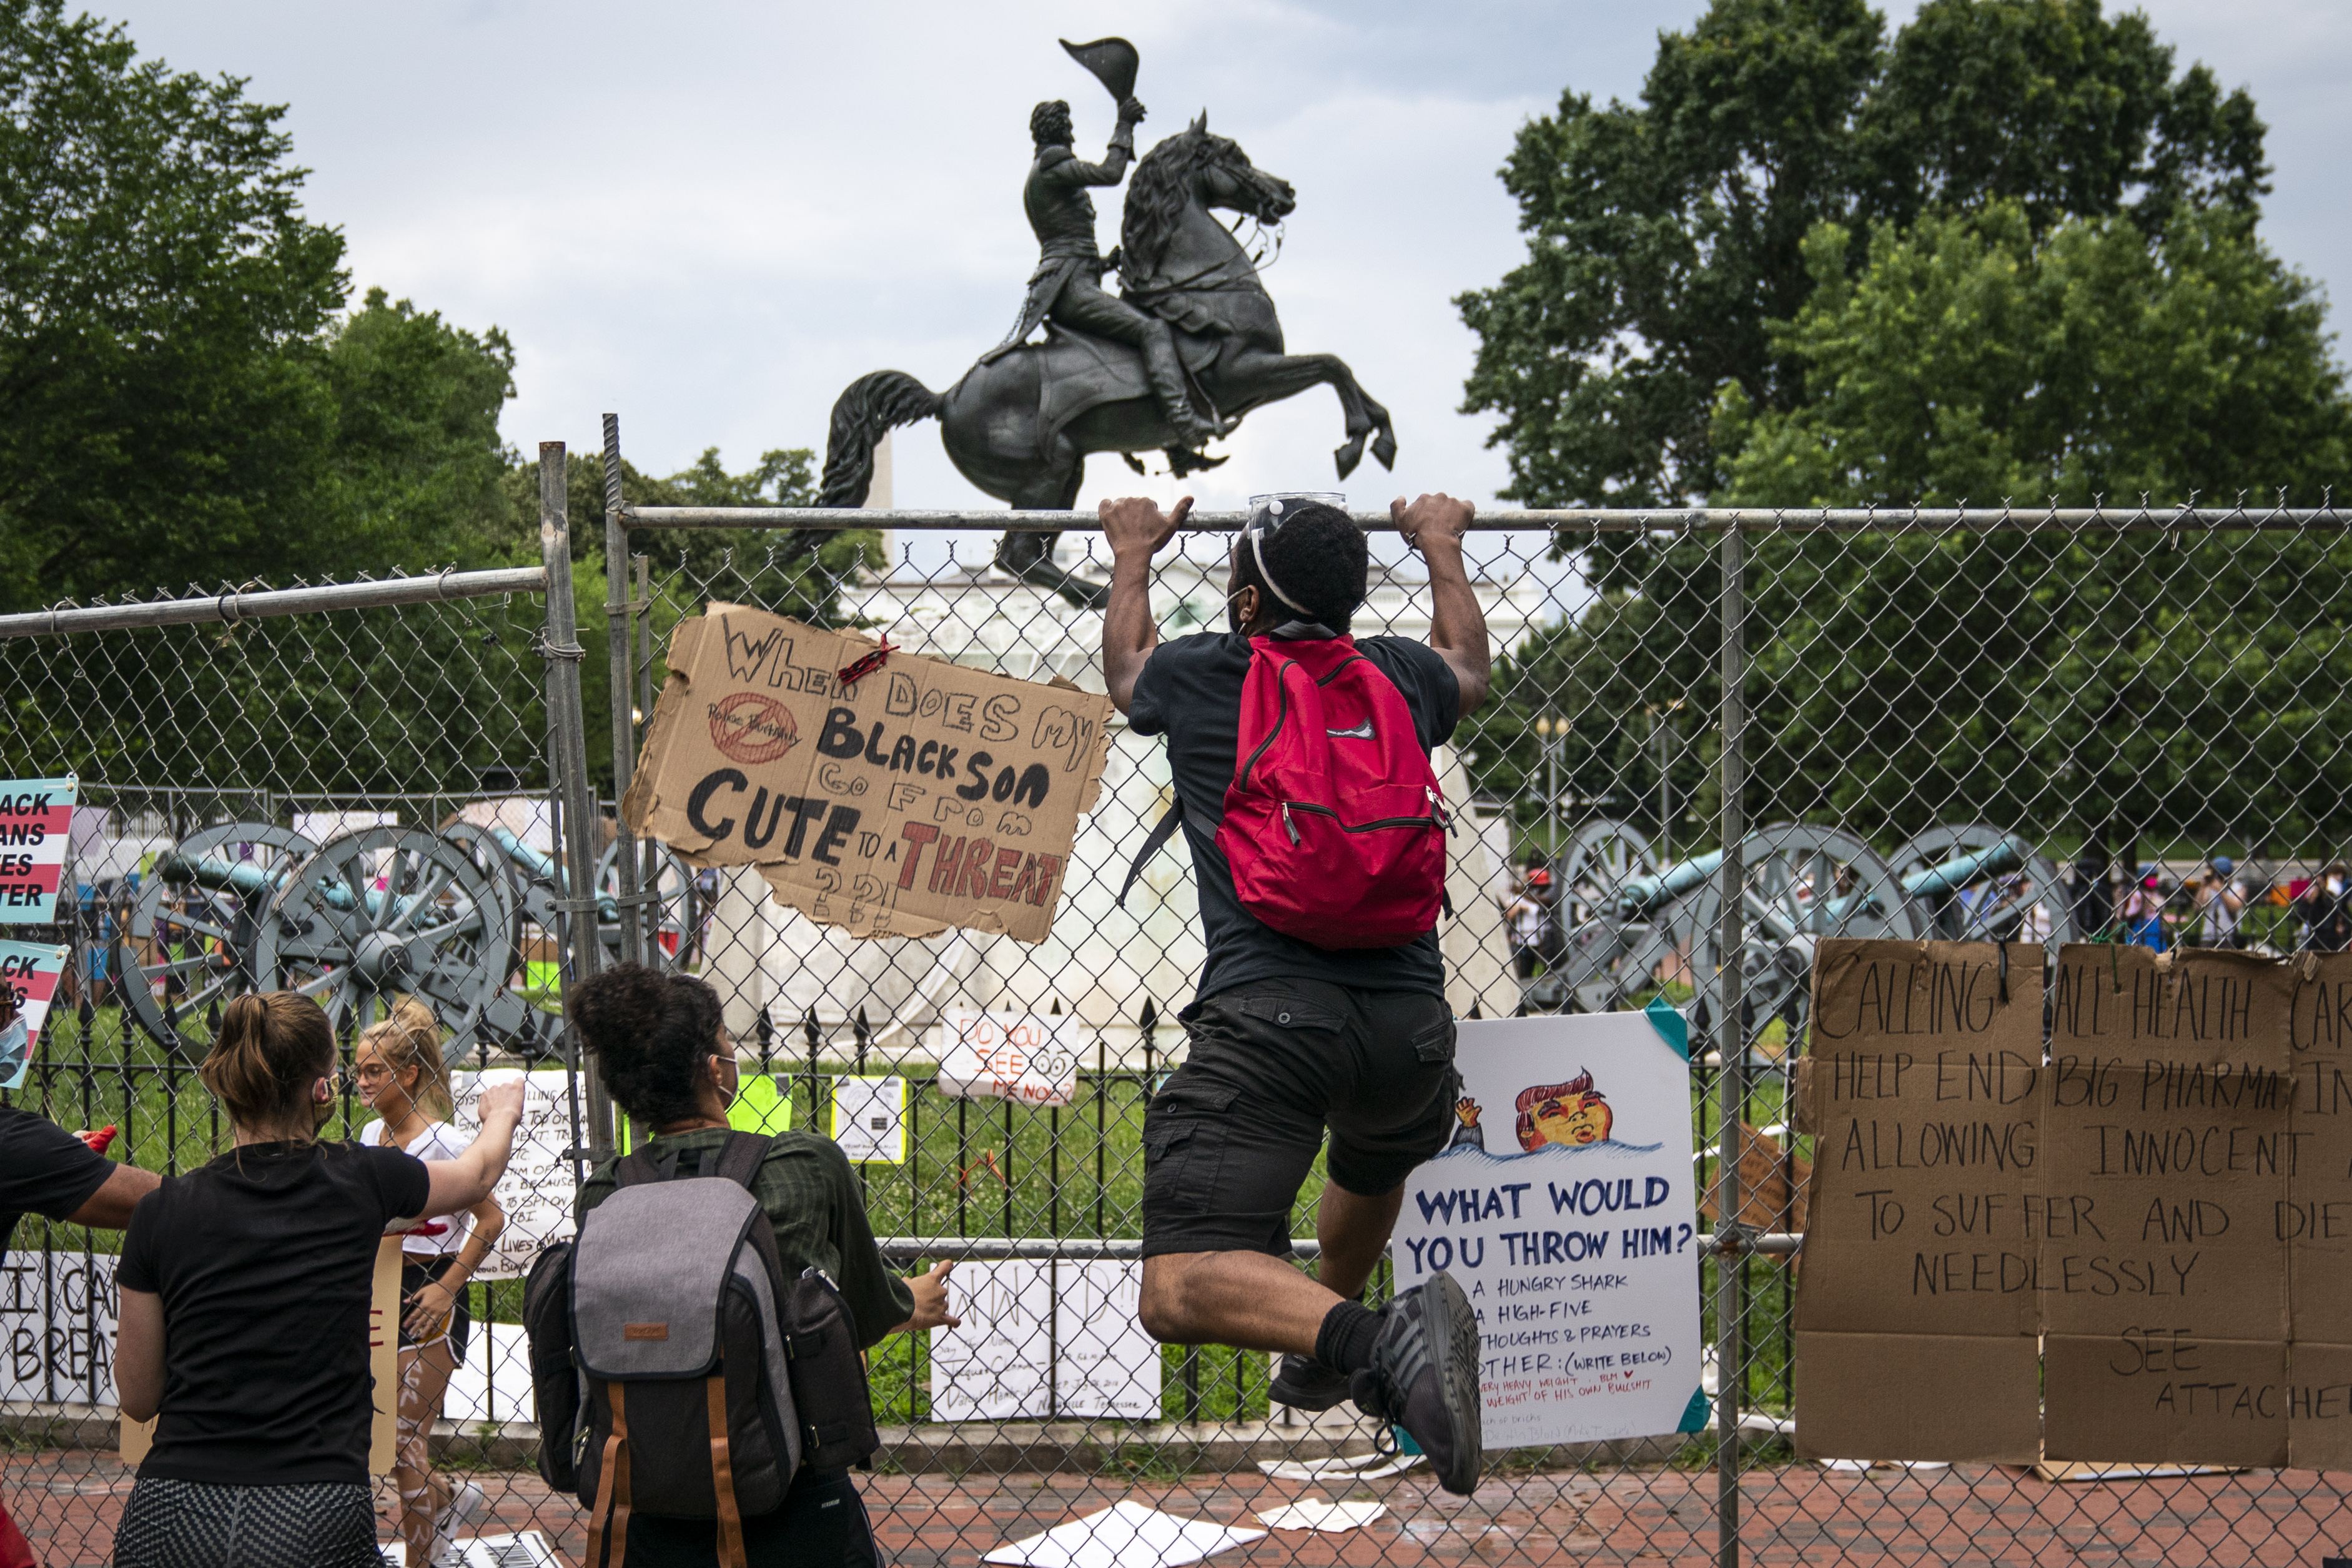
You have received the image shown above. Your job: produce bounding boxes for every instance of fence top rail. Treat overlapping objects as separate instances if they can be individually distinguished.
[0,566,551,641]
[621,503,2348,533]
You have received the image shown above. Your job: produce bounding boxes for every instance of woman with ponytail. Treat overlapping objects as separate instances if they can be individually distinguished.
[355,999,507,1567]
[111,993,523,1568]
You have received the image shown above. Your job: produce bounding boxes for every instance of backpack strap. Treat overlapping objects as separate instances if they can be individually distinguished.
[610,1147,664,1190]
[1117,799,1184,909]
[712,1130,774,1192]
[586,1381,631,1568]
[706,1374,748,1568]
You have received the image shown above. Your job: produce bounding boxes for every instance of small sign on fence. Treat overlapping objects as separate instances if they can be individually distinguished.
[451,1068,579,1280]
[829,1075,907,1163]
[929,1259,1159,1423]
[0,941,67,1091]
[1391,1010,1704,1449]
[621,606,1113,942]
[0,777,74,924]
[936,1009,1081,1108]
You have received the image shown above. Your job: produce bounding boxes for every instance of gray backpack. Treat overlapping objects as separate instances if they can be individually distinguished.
[572,1133,801,1568]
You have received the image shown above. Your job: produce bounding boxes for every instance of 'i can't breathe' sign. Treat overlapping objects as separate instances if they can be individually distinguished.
[1391,1008,1704,1449]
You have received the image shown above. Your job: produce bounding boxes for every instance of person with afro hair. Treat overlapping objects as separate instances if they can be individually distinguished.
[1100,489,1493,1494]
[571,962,959,1567]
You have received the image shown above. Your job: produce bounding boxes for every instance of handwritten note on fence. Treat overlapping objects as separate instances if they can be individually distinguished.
[1796,942,2352,1467]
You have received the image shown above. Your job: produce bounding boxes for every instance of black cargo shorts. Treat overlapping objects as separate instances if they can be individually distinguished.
[1140,977,1460,1258]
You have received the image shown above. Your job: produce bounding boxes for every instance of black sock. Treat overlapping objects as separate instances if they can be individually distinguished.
[1316,1298,1381,1374]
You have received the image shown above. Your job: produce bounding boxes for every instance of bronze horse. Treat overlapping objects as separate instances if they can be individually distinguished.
[814,116,1397,606]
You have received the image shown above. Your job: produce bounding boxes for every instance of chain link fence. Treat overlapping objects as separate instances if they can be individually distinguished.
[0,468,2348,1564]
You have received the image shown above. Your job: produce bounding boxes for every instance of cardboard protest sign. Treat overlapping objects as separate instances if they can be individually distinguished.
[622,606,1113,942]
[1390,1011,1704,1449]
[936,1009,1082,1108]
[1793,940,2045,1462]
[0,942,66,1092]
[0,777,74,924]
[2042,944,2295,1466]
[2288,954,2352,1467]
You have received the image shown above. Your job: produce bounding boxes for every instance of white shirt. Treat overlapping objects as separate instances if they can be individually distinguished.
[360,1118,472,1256]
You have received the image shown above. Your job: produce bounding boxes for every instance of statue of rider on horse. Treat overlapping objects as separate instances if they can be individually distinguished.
[816,37,1396,607]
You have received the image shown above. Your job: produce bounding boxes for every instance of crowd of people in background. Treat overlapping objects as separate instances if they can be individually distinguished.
[1498,842,2352,979]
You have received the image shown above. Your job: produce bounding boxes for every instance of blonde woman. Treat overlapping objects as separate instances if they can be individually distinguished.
[355,1000,508,1567]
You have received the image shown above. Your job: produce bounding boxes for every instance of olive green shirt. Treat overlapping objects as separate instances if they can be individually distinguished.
[575,1129,914,1351]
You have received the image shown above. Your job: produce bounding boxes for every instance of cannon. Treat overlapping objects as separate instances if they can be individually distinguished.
[443,820,699,972]
[120,823,315,1057]
[1891,823,2073,946]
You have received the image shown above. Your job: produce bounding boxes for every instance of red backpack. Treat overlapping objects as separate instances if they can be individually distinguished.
[1214,634,1449,949]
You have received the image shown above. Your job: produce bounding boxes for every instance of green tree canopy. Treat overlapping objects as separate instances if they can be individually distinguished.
[1456,0,2270,534]
[0,2,516,611]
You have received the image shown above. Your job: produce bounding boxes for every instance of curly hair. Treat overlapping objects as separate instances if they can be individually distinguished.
[573,962,726,1129]
[1030,99,1074,149]
[1235,501,1368,630]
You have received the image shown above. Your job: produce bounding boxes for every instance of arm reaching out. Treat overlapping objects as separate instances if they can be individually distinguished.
[403,1078,525,1224]
[1393,493,1492,717]
[1100,495,1192,714]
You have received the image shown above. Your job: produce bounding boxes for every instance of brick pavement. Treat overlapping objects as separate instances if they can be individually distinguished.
[6,1449,2350,1564]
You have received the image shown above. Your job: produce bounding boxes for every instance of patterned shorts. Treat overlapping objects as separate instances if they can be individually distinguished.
[112,1477,378,1568]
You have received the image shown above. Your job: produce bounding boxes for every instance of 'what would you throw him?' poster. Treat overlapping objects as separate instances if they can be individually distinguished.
[1391,1008,1704,1449]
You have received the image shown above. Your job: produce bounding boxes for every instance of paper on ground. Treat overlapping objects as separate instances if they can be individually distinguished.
[1256,1452,1421,1482]
[380,1534,561,1567]
[1255,1498,1388,1532]
[982,1501,1263,1567]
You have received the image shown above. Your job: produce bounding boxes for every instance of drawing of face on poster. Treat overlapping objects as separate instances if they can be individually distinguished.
[0,1013,26,1083]
[1511,1069,1614,1150]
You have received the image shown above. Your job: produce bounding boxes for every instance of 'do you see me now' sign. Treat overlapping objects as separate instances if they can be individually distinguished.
[623,606,1114,942]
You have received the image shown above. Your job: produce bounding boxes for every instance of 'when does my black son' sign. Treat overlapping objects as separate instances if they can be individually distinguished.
[623,606,1114,942]
[1795,938,2352,1471]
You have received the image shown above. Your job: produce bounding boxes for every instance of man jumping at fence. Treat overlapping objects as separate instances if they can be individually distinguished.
[1102,490,1492,1494]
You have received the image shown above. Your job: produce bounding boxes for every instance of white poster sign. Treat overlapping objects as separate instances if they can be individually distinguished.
[936,1009,1080,1108]
[451,1068,580,1280]
[1391,1009,1704,1448]
[929,1260,1158,1423]
[829,1076,906,1164]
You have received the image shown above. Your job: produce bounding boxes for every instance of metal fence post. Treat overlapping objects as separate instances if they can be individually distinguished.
[602,414,646,970]
[541,440,615,1159]
[1713,513,1747,1568]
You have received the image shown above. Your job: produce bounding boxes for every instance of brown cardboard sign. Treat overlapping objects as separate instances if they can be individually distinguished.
[1793,939,2043,1462]
[2045,1333,2288,1467]
[1794,1331,2040,1463]
[2040,945,2295,1461]
[1798,939,2045,1340]
[622,606,1114,942]
[2287,955,2352,1343]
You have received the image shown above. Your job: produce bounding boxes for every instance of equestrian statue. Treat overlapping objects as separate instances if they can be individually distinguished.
[812,37,1398,608]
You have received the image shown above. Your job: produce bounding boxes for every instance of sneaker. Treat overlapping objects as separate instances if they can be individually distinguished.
[1269,1353,1353,1413]
[1348,1271,1483,1495]
[429,1479,484,1566]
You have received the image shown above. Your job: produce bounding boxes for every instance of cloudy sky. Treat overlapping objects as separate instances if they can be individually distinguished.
[101,1,2352,545]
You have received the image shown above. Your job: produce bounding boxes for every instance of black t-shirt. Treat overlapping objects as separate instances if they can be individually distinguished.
[117,1139,430,1485]
[1129,629,1461,1005]
[0,1107,114,1267]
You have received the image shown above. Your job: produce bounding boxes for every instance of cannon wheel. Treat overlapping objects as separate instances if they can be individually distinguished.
[121,823,315,1057]
[597,839,699,972]
[1688,823,1927,1060]
[1890,822,2074,950]
[256,827,515,1054]
[1544,821,1673,1012]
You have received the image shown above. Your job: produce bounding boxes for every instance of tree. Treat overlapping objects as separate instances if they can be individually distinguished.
[1455,0,2268,538]
[504,444,881,791]
[0,4,518,611]
[1713,204,2350,505]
